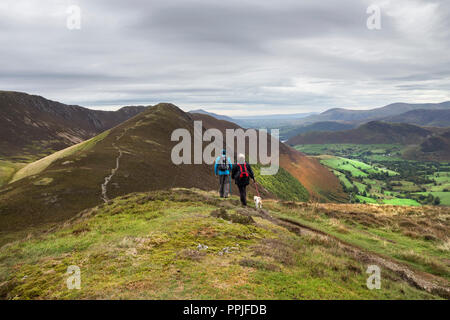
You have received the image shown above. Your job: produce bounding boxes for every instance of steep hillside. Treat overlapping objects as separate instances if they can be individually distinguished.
[383,109,450,127]
[0,104,227,244]
[287,121,433,145]
[0,91,147,160]
[0,189,447,299]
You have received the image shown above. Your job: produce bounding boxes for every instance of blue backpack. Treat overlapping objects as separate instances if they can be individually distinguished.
[218,156,228,171]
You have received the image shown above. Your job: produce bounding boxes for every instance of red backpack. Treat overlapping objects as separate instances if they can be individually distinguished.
[238,163,250,183]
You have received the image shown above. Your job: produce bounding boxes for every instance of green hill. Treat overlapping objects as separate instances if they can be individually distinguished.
[0,189,448,299]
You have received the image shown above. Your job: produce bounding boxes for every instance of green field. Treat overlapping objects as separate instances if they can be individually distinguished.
[382,198,421,206]
[333,170,353,189]
[295,144,449,207]
[320,157,368,177]
[320,157,397,178]
[316,156,414,205]
[355,195,378,204]
[425,172,450,192]
[414,192,450,206]
[295,144,404,161]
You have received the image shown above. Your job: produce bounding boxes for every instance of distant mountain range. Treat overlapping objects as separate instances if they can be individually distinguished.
[190,102,450,141]
[280,121,357,140]
[0,91,147,159]
[297,101,450,124]
[286,120,450,161]
[189,109,321,131]
[188,109,235,123]
[192,101,450,125]
[1,91,449,163]
[233,112,319,120]
[382,109,450,127]
[287,121,434,145]
[189,109,318,121]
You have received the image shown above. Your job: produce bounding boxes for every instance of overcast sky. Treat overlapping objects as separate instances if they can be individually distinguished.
[0,0,449,115]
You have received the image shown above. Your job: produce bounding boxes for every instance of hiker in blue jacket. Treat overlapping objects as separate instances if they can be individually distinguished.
[214,149,233,198]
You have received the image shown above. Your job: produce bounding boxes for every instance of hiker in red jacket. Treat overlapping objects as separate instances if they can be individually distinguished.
[231,153,255,206]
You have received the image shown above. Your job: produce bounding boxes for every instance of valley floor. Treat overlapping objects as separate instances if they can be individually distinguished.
[0,189,448,299]
[295,144,450,206]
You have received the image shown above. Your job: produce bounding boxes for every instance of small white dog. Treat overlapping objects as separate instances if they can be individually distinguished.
[254,196,263,209]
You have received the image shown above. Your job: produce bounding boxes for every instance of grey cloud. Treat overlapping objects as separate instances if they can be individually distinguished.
[0,0,449,114]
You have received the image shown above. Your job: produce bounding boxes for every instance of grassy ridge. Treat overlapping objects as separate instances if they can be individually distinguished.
[0,189,442,299]
[11,130,110,183]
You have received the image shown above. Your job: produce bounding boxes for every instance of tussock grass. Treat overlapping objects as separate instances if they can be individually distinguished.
[263,199,450,280]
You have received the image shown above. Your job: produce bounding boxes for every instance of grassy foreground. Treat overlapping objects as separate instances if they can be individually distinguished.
[0,189,447,300]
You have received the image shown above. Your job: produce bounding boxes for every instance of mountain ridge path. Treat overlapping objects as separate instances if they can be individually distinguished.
[101,129,128,203]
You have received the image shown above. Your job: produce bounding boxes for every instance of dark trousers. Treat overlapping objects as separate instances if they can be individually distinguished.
[219,175,230,197]
[238,184,247,206]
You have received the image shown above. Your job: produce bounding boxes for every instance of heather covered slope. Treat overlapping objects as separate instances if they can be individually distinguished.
[0,91,146,160]
[0,103,233,244]
[0,189,447,299]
